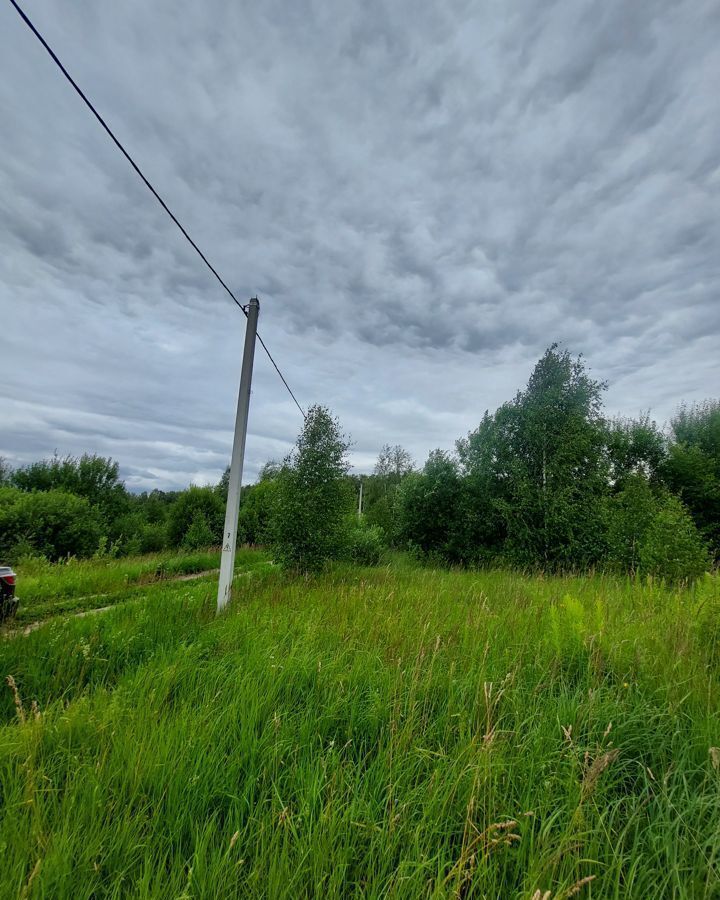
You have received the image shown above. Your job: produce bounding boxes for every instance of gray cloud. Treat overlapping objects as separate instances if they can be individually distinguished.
[1,0,718,490]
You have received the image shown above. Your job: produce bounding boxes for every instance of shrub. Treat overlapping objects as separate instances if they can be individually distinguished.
[10,453,129,528]
[395,453,470,563]
[237,479,277,545]
[182,512,215,550]
[347,524,384,566]
[604,475,659,573]
[0,489,102,561]
[638,494,710,583]
[167,487,224,548]
[138,522,168,554]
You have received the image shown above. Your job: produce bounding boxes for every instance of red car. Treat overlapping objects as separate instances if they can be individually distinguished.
[0,567,18,622]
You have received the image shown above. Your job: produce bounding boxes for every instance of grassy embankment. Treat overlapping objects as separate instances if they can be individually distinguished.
[1,552,719,898]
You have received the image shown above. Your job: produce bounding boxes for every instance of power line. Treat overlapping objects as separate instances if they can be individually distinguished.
[7,0,306,420]
[257,333,306,418]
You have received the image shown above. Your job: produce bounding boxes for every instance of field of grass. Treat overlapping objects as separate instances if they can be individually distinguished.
[9,547,271,623]
[1,552,719,898]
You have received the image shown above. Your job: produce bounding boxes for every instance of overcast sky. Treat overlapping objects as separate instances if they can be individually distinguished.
[1,0,718,490]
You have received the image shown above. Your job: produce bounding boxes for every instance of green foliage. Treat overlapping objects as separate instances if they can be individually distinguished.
[359,445,414,544]
[374,444,414,480]
[270,405,351,572]
[606,415,667,486]
[395,451,469,562]
[638,493,710,583]
[346,521,384,566]
[604,474,661,573]
[167,486,224,549]
[456,411,508,556]
[600,476,709,583]
[494,346,608,568]
[135,521,168,554]
[362,483,396,536]
[672,399,720,454]
[3,361,718,582]
[182,511,215,550]
[0,488,102,561]
[662,401,720,555]
[455,346,609,569]
[216,465,231,501]
[548,593,603,668]
[237,478,278,545]
[11,453,128,528]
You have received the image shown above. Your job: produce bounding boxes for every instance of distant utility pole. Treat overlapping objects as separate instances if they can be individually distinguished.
[358,477,363,520]
[217,297,259,613]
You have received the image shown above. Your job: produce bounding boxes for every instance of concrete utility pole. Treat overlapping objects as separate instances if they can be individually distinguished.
[358,477,363,520]
[217,297,259,613]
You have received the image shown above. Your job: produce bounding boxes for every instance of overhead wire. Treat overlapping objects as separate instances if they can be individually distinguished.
[7,0,306,419]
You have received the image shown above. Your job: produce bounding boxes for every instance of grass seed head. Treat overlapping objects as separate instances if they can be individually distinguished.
[582,749,620,799]
[565,874,597,897]
[6,675,25,724]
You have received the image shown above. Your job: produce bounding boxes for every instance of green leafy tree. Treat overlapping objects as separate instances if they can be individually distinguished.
[11,453,128,529]
[456,411,509,557]
[216,466,231,501]
[270,406,351,572]
[604,475,664,573]
[661,401,720,555]
[217,460,280,542]
[374,445,414,481]
[237,478,278,545]
[606,415,667,487]
[476,346,609,569]
[137,522,168,554]
[396,451,469,562]
[363,445,414,541]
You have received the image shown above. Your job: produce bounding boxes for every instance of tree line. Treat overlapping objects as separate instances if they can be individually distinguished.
[379,346,717,582]
[1,345,718,582]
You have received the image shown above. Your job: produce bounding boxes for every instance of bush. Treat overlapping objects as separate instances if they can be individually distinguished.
[604,475,660,573]
[638,494,710,583]
[137,522,168,554]
[237,479,277,545]
[10,453,129,529]
[347,524,384,566]
[0,489,102,561]
[182,512,215,550]
[167,487,224,549]
[395,453,470,563]
[604,477,709,582]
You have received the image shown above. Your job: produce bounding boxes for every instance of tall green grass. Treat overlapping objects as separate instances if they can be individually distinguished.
[1,558,719,898]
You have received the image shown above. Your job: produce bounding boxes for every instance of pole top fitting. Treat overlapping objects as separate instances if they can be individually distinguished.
[248,296,260,309]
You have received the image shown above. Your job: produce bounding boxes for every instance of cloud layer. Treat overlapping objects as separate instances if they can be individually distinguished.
[1,0,719,488]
